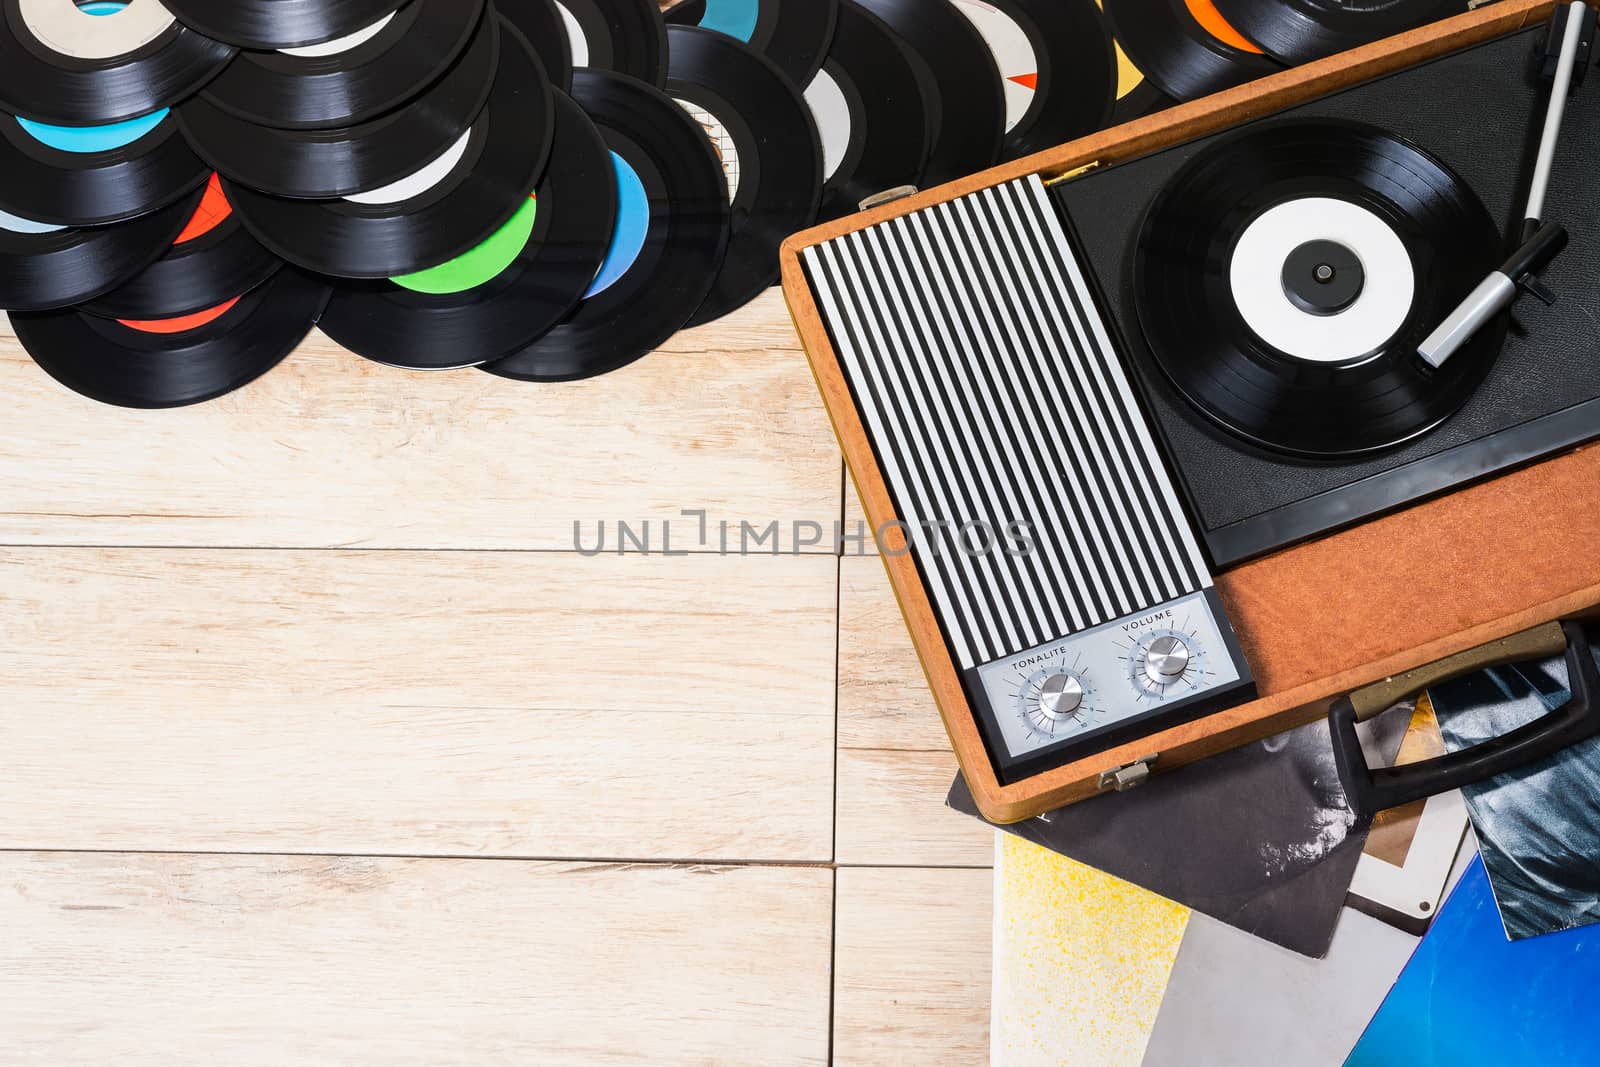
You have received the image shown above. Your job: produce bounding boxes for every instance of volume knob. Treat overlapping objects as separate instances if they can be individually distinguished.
[1144,635,1191,685]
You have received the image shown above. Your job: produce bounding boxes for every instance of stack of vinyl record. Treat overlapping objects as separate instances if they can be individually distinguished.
[0,0,1465,408]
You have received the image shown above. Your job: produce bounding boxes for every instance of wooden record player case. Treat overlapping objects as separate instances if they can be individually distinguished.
[778,0,1600,822]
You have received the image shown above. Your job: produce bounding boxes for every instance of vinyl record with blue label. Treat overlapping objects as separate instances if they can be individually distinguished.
[319,89,616,370]
[557,0,666,85]
[854,0,1002,188]
[80,173,281,321]
[0,180,203,310]
[0,107,206,226]
[221,20,554,278]
[807,0,930,224]
[483,69,729,382]
[163,0,404,51]
[667,0,837,87]
[178,5,503,199]
[0,0,235,124]
[14,267,329,409]
[1134,119,1503,457]
[665,25,820,328]
[197,0,486,130]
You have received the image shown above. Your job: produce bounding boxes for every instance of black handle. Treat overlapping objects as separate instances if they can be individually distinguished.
[1331,621,1600,820]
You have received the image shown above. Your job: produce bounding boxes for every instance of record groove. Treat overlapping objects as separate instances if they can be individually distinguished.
[499,0,574,91]
[1134,119,1505,457]
[483,68,730,382]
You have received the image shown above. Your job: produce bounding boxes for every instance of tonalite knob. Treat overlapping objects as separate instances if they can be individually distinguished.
[1038,672,1084,719]
[1144,636,1191,685]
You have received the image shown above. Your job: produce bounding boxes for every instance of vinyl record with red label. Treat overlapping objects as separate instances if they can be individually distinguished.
[15,268,329,409]
[1103,0,1281,102]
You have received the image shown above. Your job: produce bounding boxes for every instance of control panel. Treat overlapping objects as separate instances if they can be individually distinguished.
[973,590,1246,769]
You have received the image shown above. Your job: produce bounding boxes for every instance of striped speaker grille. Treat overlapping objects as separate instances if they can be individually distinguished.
[804,176,1214,670]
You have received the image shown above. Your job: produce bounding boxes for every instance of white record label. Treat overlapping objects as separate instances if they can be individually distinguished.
[1229,197,1415,365]
[17,0,175,61]
[555,1,589,67]
[344,129,473,206]
[675,98,741,204]
[949,0,1038,133]
[279,13,395,58]
[803,67,851,183]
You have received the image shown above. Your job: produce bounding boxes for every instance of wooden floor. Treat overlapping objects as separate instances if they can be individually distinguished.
[0,292,994,1064]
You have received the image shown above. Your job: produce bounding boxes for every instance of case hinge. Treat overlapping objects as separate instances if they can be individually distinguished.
[1098,754,1159,792]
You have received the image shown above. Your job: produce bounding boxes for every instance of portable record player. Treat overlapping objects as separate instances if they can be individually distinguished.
[780,0,1600,822]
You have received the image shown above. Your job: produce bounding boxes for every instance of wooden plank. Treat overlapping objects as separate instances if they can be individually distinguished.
[837,557,993,866]
[833,866,992,1067]
[0,548,836,861]
[0,852,833,1065]
[0,292,838,552]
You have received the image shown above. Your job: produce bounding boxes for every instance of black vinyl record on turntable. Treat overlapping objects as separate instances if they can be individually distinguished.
[1134,118,1506,457]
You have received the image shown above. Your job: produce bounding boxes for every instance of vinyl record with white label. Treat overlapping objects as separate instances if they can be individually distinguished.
[0,107,206,226]
[665,25,820,327]
[221,20,554,278]
[948,0,1116,159]
[14,267,329,409]
[197,0,485,130]
[0,0,235,124]
[482,69,729,382]
[807,0,929,223]
[0,180,202,310]
[178,5,503,199]
[556,0,666,85]
[319,89,616,370]
[163,0,403,50]
[1134,119,1504,457]
[666,0,837,87]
